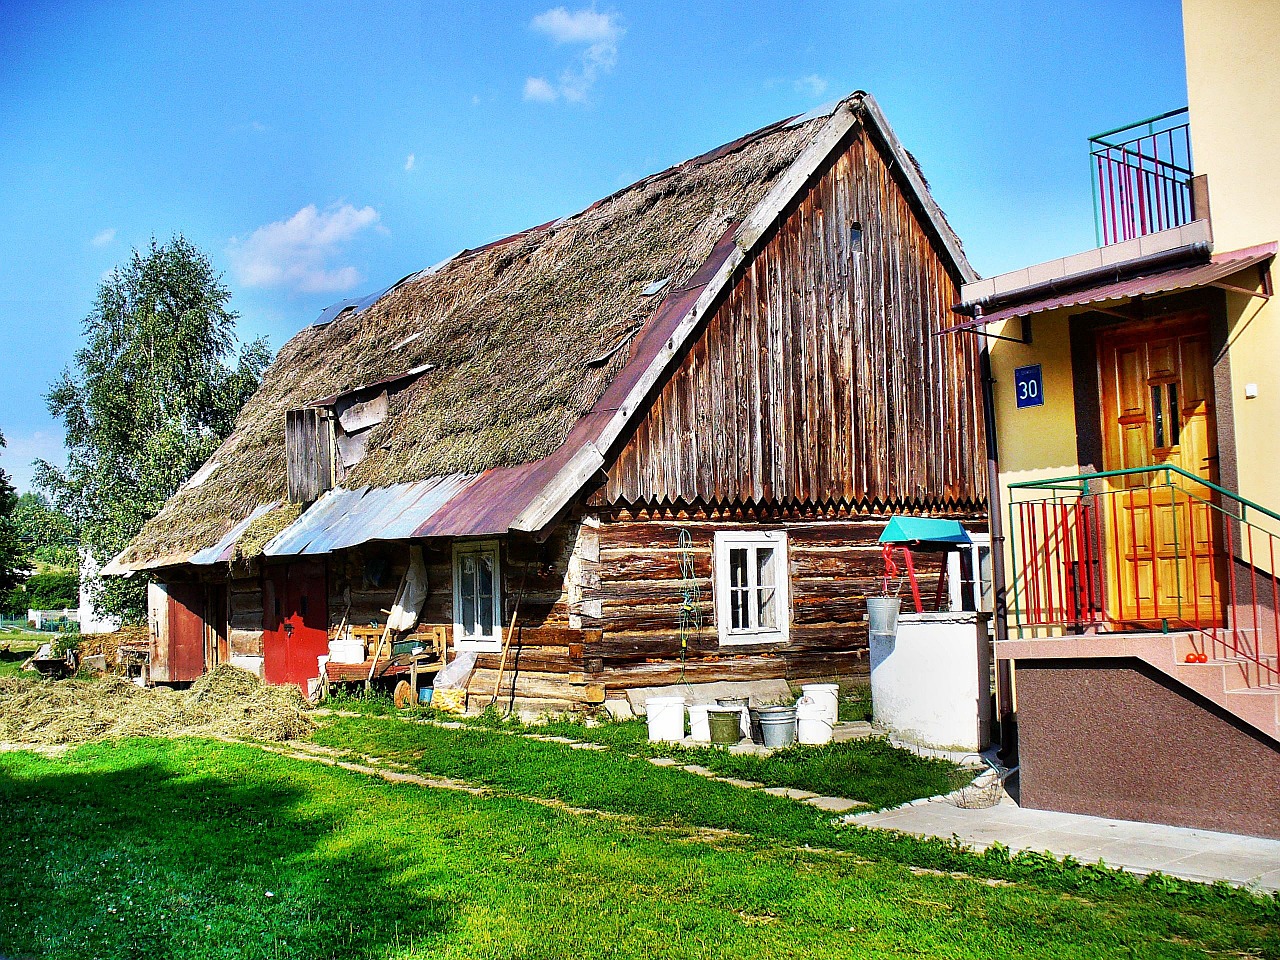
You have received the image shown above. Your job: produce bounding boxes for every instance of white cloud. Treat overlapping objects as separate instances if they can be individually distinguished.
[526,6,623,105]
[404,153,416,172]
[90,228,116,247]
[523,76,558,102]
[531,6,620,44]
[795,74,829,98]
[228,203,380,294]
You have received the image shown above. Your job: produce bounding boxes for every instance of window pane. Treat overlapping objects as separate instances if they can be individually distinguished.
[1151,384,1165,447]
[459,556,477,635]
[477,554,495,635]
[1168,382,1180,446]
[729,548,748,630]
[756,547,776,628]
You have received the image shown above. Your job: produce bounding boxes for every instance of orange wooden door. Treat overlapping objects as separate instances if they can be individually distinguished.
[1097,315,1225,626]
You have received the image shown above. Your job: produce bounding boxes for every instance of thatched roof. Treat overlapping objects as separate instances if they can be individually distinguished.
[112,92,973,571]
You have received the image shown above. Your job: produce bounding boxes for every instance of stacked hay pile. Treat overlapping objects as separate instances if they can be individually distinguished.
[79,624,149,663]
[0,666,312,746]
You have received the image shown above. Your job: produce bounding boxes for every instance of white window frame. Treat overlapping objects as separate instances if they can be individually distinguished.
[713,530,790,646]
[452,540,503,652]
[946,533,993,614]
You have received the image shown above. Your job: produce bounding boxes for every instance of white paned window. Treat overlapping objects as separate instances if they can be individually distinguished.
[714,531,789,645]
[453,541,502,652]
[946,534,993,614]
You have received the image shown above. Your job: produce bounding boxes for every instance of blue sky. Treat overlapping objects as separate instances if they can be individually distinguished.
[0,0,1187,492]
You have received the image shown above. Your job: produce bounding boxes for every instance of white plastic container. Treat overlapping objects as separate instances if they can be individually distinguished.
[796,696,833,745]
[802,683,840,726]
[645,696,686,743]
[687,704,712,742]
[328,639,366,664]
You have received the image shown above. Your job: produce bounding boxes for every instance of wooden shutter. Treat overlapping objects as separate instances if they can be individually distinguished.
[285,408,335,503]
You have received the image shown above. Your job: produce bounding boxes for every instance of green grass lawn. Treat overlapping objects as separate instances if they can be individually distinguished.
[1,737,1277,960]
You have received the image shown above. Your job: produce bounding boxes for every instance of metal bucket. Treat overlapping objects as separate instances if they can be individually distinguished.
[748,706,764,744]
[757,705,797,748]
[867,596,902,635]
[716,696,750,737]
[707,707,742,745]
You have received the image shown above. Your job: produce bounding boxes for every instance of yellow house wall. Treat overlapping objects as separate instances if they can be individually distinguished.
[989,311,1083,636]
[1184,0,1280,522]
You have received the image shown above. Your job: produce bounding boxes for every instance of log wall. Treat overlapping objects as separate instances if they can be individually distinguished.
[603,122,986,508]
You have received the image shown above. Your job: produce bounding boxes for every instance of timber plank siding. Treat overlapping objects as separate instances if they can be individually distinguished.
[603,124,985,508]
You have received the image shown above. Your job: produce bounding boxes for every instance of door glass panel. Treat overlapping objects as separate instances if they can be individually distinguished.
[459,556,477,635]
[477,554,495,636]
[1151,384,1165,447]
[1167,381,1180,446]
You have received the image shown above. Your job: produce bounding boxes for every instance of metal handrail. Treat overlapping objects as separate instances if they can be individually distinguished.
[1006,465,1280,686]
[1009,463,1280,527]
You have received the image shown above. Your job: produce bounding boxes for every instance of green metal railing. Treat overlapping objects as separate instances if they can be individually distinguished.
[1007,464,1280,686]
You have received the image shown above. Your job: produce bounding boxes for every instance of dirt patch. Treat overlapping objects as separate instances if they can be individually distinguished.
[0,666,313,745]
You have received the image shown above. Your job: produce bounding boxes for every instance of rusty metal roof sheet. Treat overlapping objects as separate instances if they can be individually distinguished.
[262,474,481,557]
[946,243,1276,331]
[188,502,278,565]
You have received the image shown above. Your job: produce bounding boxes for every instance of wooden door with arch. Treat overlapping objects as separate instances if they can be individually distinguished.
[1095,313,1226,628]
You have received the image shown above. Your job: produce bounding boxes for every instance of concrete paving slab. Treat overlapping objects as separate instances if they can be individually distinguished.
[647,757,680,767]
[844,794,1280,890]
[714,777,764,789]
[761,786,820,800]
[806,796,864,813]
[682,765,717,777]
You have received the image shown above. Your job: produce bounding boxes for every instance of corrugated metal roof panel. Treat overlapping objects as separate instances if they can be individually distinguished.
[948,243,1276,331]
[262,474,482,557]
[189,502,278,565]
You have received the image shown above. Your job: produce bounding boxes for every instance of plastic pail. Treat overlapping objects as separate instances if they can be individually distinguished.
[796,696,833,745]
[802,683,839,725]
[645,697,686,743]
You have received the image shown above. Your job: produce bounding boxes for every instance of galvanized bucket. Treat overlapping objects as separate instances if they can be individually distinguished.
[757,705,797,748]
[866,596,902,636]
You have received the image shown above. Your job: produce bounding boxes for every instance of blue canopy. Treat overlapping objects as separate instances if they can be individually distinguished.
[878,516,972,545]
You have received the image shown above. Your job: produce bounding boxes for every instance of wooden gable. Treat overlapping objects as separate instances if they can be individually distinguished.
[602,124,985,508]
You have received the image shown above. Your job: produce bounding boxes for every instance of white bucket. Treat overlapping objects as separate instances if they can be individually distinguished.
[687,704,712,742]
[802,683,839,725]
[645,697,686,743]
[796,696,833,745]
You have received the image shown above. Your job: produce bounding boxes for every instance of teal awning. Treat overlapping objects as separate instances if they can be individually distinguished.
[878,516,972,545]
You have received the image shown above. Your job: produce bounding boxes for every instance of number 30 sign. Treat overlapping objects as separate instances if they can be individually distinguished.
[1014,364,1044,409]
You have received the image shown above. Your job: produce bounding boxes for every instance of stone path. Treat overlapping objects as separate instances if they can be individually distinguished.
[846,793,1280,893]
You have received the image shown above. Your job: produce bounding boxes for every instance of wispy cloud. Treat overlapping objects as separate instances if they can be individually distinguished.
[795,74,829,98]
[523,76,558,102]
[524,6,623,104]
[404,153,416,172]
[90,228,116,248]
[228,203,380,294]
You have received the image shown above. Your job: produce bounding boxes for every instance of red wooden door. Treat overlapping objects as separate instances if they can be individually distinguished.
[166,583,207,683]
[263,563,329,691]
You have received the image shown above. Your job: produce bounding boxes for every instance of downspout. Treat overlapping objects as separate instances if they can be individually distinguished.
[980,343,1017,765]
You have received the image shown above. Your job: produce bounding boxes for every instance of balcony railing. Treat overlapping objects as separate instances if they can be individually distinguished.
[1007,465,1280,688]
[1090,108,1193,246]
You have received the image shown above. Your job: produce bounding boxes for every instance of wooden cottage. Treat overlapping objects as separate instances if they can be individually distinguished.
[108,92,988,709]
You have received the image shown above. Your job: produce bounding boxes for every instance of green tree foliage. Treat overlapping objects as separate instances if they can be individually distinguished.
[37,237,271,622]
[0,430,28,596]
[12,492,77,568]
[5,571,79,614]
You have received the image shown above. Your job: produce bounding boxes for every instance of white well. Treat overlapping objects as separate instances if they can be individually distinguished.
[869,611,991,752]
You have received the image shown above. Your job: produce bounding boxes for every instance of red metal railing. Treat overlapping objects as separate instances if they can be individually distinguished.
[1008,466,1280,688]
[1090,108,1193,246]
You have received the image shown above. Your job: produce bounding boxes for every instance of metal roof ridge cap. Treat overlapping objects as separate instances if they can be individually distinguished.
[956,241,1213,317]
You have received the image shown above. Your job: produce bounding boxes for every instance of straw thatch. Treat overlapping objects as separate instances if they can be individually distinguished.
[117,113,831,568]
[0,666,313,745]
